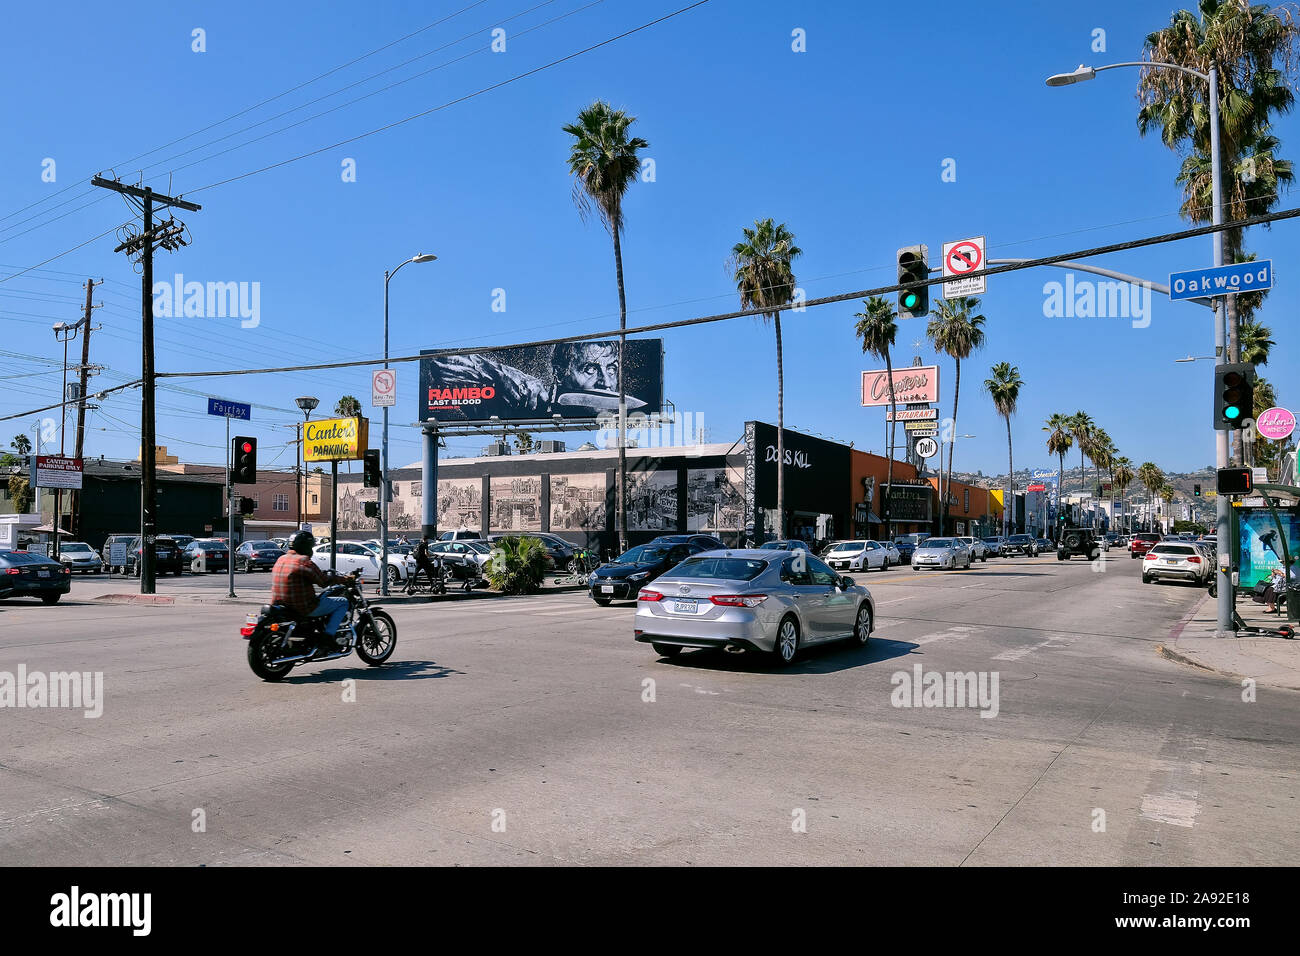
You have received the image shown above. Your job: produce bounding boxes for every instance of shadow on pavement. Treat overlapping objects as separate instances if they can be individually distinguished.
[285,659,462,684]
[657,635,915,675]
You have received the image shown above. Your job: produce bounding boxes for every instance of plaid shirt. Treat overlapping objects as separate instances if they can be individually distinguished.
[270,552,332,615]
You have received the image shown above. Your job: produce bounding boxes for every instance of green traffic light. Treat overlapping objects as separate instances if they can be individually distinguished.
[1225,406,1241,420]
[902,292,917,308]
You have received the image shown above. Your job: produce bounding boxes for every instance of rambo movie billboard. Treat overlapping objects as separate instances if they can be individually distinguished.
[419,340,664,423]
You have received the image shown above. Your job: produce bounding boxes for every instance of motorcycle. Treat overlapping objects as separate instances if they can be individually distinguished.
[241,572,397,681]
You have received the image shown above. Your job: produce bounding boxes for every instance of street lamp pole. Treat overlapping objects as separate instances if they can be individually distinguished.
[1047,60,1231,633]
[382,254,436,596]
[295,396,319,535]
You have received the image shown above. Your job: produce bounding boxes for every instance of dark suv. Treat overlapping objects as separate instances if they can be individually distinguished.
[127,536,185,576]
[1056,527,1100,561]
[1005,534,1039,557]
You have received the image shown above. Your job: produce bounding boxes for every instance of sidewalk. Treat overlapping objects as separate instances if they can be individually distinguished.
[90,576,588,608]
[1158,592,1300,691]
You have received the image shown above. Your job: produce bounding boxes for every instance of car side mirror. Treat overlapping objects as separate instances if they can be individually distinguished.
[840,576,854,589]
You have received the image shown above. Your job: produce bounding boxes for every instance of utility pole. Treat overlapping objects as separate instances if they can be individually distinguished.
[71,278,101,539]
[91,177,199,595]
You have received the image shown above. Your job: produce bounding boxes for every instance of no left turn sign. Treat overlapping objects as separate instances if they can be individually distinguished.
[372,369,396,408]
[942,235,986,297]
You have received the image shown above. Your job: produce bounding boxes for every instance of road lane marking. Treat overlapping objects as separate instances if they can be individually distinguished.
[993,637,1058,661]
[1139,790,1201,828]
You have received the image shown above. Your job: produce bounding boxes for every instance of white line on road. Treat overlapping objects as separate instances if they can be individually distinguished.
[993,637,1057,661]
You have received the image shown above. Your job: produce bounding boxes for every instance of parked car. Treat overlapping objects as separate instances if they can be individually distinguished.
[1142,542,1210,585]
[651,533,726,551]
[823,540,899,572]
[57,541,103,574]
[100,533,137,573]
[758,539,811,552]
[912,537,972,571]
[589,541,695,606]
[633,550,875,665]
[1004,534,1039,557]
[184,539,230,573]
[127,536,184,576]
[438,529,482,542]
[0,550,72,603]
[234,540,285,572]
[313,542,413,585]
[892,537,921,562]
[1129,533,1163,559]
[981,536,1008,557]
[1035,537,1053,553]
[427,540,491,584]
[165,534,196,552]
[485,533,572,569]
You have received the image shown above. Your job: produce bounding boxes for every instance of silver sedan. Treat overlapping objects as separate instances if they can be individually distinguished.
[633,550,875,665]
[911,537,972,570]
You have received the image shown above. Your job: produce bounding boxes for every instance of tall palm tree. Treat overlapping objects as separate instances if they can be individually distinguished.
[927,296,986,534]
[1043,413,1074,530]
[984,363,1023,538]
[1138,462,1165,532]
[1089,428,1115,529]
[1239,319,1275,365]
[564,100,649,553]
[732,219,802,540]
[11,434,31,456]
[1066,411,1095,521]
[855,296,898,531]
[1114,457,1135,532]
[1137,0,1300,363]
[1160,483,1177,533]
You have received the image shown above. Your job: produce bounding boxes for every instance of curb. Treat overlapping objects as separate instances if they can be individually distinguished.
[89,582,589,608]
[91,594,176,606]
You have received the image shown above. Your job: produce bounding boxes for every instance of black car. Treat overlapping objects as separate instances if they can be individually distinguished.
[1004,534,1039,557]
[235,541,284,572]
[650,534,725,551]
[185,539,230,572]
[589,542,695,605]
[127,536,184,576]
[758,539,811,552]
[0,550,72,604]
[893,539,917,562]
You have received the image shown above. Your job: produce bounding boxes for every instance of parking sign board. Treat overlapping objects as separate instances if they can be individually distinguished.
[942,236,986,296]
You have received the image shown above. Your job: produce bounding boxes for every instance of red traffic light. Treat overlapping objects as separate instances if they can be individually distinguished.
[241,441,253,454]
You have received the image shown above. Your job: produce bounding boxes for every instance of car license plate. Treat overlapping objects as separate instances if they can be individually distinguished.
[672,600,697,613]
[37,569,50,578]
[600,585,614,594]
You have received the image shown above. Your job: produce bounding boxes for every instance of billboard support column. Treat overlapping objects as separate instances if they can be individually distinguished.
[329,460,338,572]
[421,424,438,540]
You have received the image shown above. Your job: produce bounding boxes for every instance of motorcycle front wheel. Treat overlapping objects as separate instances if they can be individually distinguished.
[355,610,397,666]
[247,630,294,682]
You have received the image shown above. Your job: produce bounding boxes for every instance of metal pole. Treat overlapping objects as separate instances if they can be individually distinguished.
[227,415,235,598]
[381,270,390,596]
[53,333,68,560]
[1209,64,1232,636]
[330,460,339,572]
[140,188,157,595]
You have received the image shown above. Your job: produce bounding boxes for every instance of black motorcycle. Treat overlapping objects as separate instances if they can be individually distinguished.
[241,573,397,681]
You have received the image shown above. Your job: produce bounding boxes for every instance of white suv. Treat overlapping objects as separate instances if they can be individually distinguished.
[956,537,989,561]
[1142,542,1209,585]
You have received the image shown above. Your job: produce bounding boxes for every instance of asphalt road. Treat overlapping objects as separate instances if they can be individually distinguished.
[2,552,1296,866]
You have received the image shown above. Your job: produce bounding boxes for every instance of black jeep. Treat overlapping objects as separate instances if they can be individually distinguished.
[1057,527,1100,561]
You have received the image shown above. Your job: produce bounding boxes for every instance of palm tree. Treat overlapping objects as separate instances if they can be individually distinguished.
[1089,428,1115,529]
[984,363,1023,538]
[927,296,986,534]
[1239,319,1275,365]
[334,396,361,418]
[1137,462,1165,532]
[732,218,802,540]
[1043,413,1074,531]
[1114,457,1135,532]
[11,434,31,456]
[1066,411,1094,521]
[855,296,898,531]
[564,100,649,553]
[1160,483,1177,533]
[1137,1,1300,362]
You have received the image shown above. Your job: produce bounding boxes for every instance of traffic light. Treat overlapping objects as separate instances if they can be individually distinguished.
[363,449,381,488]
[1216,468,1253,495]
[363,501,379,519]
[1193,484,1202,497]
[1214,362,1255,430]
[896,245,930,320]
[239,497,256,515]
[232,436,257,483]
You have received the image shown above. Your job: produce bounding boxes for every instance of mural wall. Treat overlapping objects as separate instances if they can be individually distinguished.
[686,466,744,535]
[549,473,606,532]
[489,476,543,532]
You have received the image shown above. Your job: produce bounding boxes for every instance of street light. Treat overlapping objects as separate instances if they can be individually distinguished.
[51,320,83,559]
[1174,355,1216,363]
[382,253,437,596]
[1047,58,1233,634]
[295,396,319,533]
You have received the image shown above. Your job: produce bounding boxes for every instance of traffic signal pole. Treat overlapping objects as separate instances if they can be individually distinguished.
[227,415,235,599]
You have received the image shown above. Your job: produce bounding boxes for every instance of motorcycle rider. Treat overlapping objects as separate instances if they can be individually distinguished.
[270,531,354,648]
[413,537,441,588]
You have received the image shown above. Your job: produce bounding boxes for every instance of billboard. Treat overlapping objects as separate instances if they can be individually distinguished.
[861,365,940,407]
[1237,508,1300,589]
[304,417,368,462]
[419,340,664,423]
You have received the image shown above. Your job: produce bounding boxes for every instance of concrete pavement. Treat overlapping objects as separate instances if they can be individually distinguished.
[1159,590,1300,691]
[2,552,1297,866]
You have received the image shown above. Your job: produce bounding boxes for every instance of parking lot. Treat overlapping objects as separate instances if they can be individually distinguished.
[2,552,1297,866]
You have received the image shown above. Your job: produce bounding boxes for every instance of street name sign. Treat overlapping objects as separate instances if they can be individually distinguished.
[207,398,251,420]
[1169,260,1272,300]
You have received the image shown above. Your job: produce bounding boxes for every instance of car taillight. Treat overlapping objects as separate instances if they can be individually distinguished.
[5,568,19,575]
[1187,556,1201,563]
[710,594,768,607]
[1144,553,1157,560]
[637,589,662,601]
[62,566,71,574]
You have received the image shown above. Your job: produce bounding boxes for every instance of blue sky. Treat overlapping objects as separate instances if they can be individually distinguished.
[1,0,1295,477]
